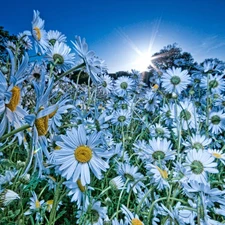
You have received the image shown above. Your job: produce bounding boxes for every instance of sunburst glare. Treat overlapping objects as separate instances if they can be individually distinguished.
[116,18,163,72]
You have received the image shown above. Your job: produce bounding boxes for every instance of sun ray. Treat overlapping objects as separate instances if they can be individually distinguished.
[116,18,168,72]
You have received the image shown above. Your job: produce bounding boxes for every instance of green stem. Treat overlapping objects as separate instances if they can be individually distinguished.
[73,70,83,101]
[174,99,181,162]
[206,73,210,137]
[98,186,111,198]
[87,76,92,109]
[121,125,126,162]
[0,124,30,142]
[126,177,145,208]
[49,178,64,225]
[137,187,153,213]
[54,62,85,83]
[147,197,187,223]
[116,179,130,219]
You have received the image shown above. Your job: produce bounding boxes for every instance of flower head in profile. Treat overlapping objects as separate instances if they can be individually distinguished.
[17,31,33,50]
[76,200,107,225]
[121,204,144,225]
[0,189,20,207]
[161,67,191,95]
[72,36,107,84]
[31,10,49,54]
[117,163,145,194]
[146,164,170,190]
[183,134,211,151]
[109,176,124,190]
[63,179,93,209]
[208,149,225,165]
[52,125,110,185]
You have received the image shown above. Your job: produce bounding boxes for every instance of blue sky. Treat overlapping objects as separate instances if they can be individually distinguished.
[1,0,225,72]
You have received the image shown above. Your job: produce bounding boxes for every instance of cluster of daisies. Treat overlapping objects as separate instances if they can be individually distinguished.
[1,10,225,225]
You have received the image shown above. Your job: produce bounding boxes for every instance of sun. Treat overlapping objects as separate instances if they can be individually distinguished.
[134,52,152,72]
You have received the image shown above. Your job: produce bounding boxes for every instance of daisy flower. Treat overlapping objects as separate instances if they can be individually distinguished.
[185,149,218,185]
[171,100,196,130]
[109,176,124,190]
[146,164,170,190]
[149,123,170,139]
[117,163,145,194]
[160,103,174,126]
[63,179,92,209]
[183,134,212,150]
[24,191,45,222]
[4,41,17,53]
[208,149,225,165]
[76,200,107,225]
[143,89,160,112]
[121,204,144,225]
[52,124,110,185]
[200,73,225,94]
[132,139,150,161]
[46,41,75,73]
[161,202,196,225]
[47,30,67,45]
[145,137,175,163]
[214,94,225,110]
[111,109,132,126]
[0,189,20,207]
[0,169,17,186]
[22,72,57,177]
[114,76,135,97]
[17,31,33,50]
[161,67,191,95]
[98,74,114,95]
[0,50,28,143]
[112,218,126,225]
[209,110,225,134]
[31,10,49,54]
[72,36,107,84]
[48,97,74,133]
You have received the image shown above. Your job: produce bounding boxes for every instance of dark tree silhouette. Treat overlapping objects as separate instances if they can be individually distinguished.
[0,26,18,64]
[149,43,196,72]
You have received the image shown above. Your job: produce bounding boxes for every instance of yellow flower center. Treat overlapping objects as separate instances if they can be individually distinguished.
[48,176,56,182]
[35,200,40,208]
[77,179,86,192]
[46,199,53,205]
[152,84,159,90]
[46,199,53,212]
[33,27,41,41]
[74,145,92,163]
[6,86,20,112]
[54,146,61,150]
[131,218,143,225]
[49,106,58,118]
[212,152,222,158]
[156,166,168,179]
[35,115,49,136]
